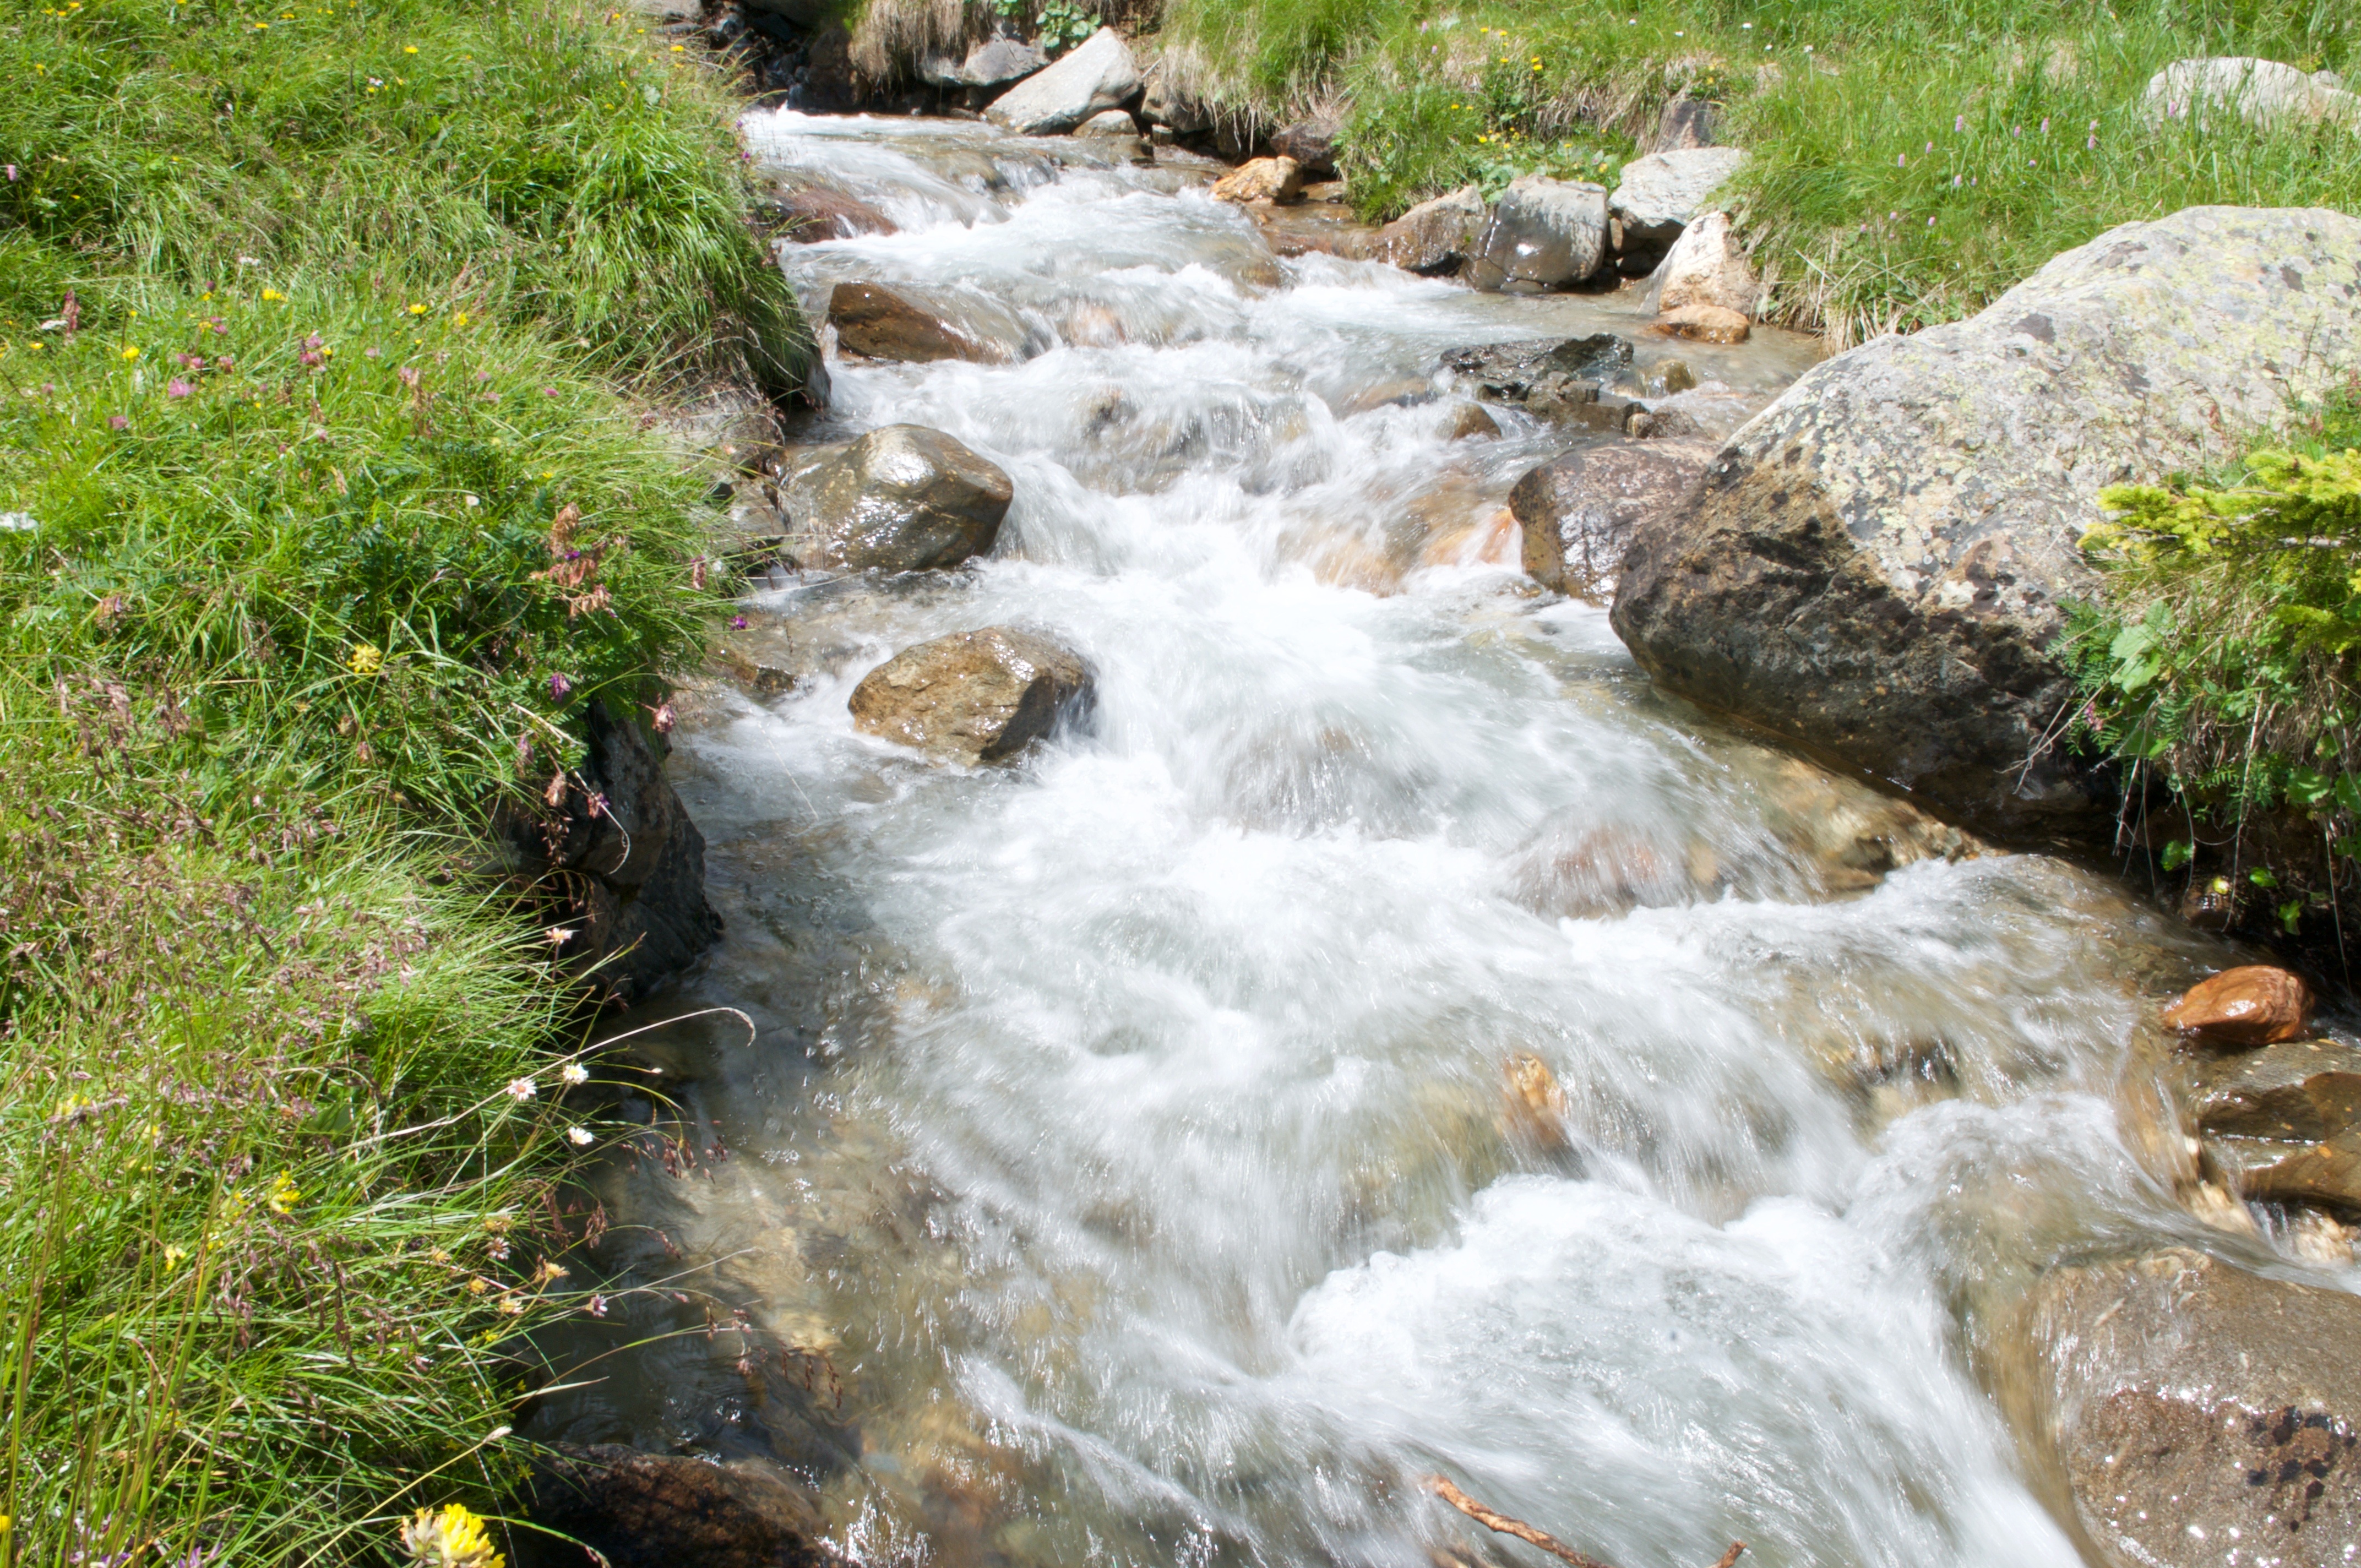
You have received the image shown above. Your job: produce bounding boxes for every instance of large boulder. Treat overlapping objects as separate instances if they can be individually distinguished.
[2142,57,2360,130]
[828,281,1017,365]
[1466,176,1608,293]
[1270,111,1344,176]
[1646,94,1720,154]
[1610,148,1750,243]
[848,627,1095,764]
[1643,211,1760,317]
[1140,67,1210,133]
[777,426,1013,573]
[920,34,1048,91]
[527,1446,830,1568]
[500,701,720,1004]
[2190,1036,2361,1213]
[1611,206,2361,837]
[983,27,1140,135]
[1376,184,1487,275]
[1513,439,1717,597]
[2006,1249,2361,1567]
[761,181,896,243]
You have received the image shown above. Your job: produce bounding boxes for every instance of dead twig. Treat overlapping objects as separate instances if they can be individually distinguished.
[1426,1476,1745,1568]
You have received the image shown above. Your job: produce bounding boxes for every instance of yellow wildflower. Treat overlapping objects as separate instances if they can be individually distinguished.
[268,1169,301,1215]
[261,288,284,301]
[451,311,469,327]
[162,1244,189,1268]
[348,641,383,675]
[466,1276,490,1294]
[120,345,140,361]
[400,1503,503,1568]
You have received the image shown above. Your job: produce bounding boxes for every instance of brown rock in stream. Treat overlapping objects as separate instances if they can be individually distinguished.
[829,282,1011,364]
[2194,1036,2361,1213]
[777,425,1013,574]
[1377,185,1487,275]
[2165,964,2314,1046]
[2006,1248,2361,1567]
[1212,156,1303,205]
[849,627,1095,764]
[1657,303,1751,344]
[528,1446,831,1568]
[764,183,897,243]
[1511,439,1715,597]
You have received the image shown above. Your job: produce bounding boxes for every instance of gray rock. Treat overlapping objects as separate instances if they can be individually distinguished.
[984,28,1141,135]
[1140,66,1210,133]
[2005,1248,2361,1568]
[1075,107,1137,135]
[1467,175,1609,292]
[2142,57,2361,130]
[1513,439,1717,597]
[777,425,1013,573]
[848,627,1095,764]
[1439,334,1634,424]
[1375,184,1487,275]
[529,1445,831,1568]
[1610,148,1750,242]
[1646,94,1720,154]
[1643,210,1759,317]
[1270,111,1344,176]
[827,281,1031,364]
[920,34,1048,90]
[1611,205,2361,837]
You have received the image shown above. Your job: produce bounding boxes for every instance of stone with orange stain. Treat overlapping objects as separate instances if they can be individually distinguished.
[1503,1053,1568,1148]
[2163,964,2313,1047]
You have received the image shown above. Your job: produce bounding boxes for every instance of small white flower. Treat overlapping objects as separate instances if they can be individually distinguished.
[504,1077,537,1101]
[0,511,34,532]
[567,1126,594,1146]
[559,1062,589,1086]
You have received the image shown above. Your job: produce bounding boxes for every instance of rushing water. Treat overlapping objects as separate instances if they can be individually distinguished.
[524,115,2295,1568]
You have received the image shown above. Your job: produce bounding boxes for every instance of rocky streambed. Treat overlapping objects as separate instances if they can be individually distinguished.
[519,107,2361,1568]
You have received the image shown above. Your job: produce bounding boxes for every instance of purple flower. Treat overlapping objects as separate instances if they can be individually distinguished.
[168,378,194,397]
[299,350,323,368]
[549,673,572,700]
[729,616,748,629]
[107,415,128,430]
[1953,114,1963,132]
[216,355,235,371]
[304,333,323,350]
[543,386,559,397]
[363,346,380,358]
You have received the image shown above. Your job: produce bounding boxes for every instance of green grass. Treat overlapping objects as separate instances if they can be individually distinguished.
[1156,0,2361,345]
[0,0,793,1556]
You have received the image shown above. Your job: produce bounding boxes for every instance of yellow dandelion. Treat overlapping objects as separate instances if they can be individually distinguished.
[347,642,383,675]
[162,1244,189,1268]
[400,1503,504,1568]
[120,345,140,361]
[261,287,285,301]
[407,302,427,315]
[403,43,418,52]
[451,311,469,327]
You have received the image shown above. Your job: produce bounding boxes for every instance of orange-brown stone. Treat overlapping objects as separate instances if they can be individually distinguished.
[2162,964,2313,1047]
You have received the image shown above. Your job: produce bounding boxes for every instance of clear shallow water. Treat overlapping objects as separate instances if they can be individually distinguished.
[526,113,2267,1568]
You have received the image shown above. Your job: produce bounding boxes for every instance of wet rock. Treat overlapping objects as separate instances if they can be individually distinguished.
[1270,111,1343,177]
[1512,438,1715,597]
[777,425,1013,574]
[2168,965,2316,1047]
[828,281,1014,365]
[761,182,897,243]
[1611,206,2361,837]
[1376,184,1487,275]
[1658,303,1751,344]
[1140,66,1211,134]
[501,702,720,1004]
[1628,405,1704,440]
[1467,175,1609,293]
[1751,755,1981,892]
[919,34,1048,91]
[528,1446,830,1568]
[984,27,1141,135]
[2193,1037,2361,1213]
[2006,1248,2361,1568]
[848,627,1095,765]
[738,0,834,28]
[1657,359,1699,394]
[1502,1053,1568,1149]
[1508,820,1714,919]
[2142,57,2360,130]
[1609,148,1750,245]
[1445,402,1500,440]
[1211,155,1302,205]
[1646,94,1721,154]
[1439,334,1634,424]
[1644,211,1759,318]
[1246,199,1377,259]
[1076,107,1138,135]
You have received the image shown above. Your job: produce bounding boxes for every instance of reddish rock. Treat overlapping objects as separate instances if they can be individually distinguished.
[2164,965,2314,1047]
[828,282,1010,365]
[1657,303,1750,344]
[849,627,1095,765]
[1212,156,1303,205]
[765,183,897,243]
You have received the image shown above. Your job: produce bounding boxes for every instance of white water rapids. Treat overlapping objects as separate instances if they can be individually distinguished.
[526,114,2274,1568]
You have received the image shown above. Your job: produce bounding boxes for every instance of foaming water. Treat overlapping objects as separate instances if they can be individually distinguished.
[527,112,2246,1568]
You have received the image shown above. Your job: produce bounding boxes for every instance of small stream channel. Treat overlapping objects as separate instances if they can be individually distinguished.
[523,114,2295,1568]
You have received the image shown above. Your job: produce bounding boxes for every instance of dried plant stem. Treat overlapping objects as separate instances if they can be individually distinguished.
[1426,1476,1747,1568]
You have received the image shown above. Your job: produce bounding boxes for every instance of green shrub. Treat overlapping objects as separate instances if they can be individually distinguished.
[2064,379,2361,937]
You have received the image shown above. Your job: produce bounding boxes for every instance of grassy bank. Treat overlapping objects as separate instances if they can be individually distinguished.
[1152,0,2361,345]
[0,0,798,1557]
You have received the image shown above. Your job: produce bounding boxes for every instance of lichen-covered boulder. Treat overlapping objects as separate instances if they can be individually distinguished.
[778,426,1014,574]
[1467,176,1608,293]
[1612,206,2361,836]
[983,27,1140,135]
[2142,57,2360,130]
[920,34,1048,91]
[848,627,1095,764]
[2004,1248,2361,1568]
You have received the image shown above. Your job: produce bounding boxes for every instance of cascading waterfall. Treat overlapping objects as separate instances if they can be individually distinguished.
[523,112,2265,1568]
